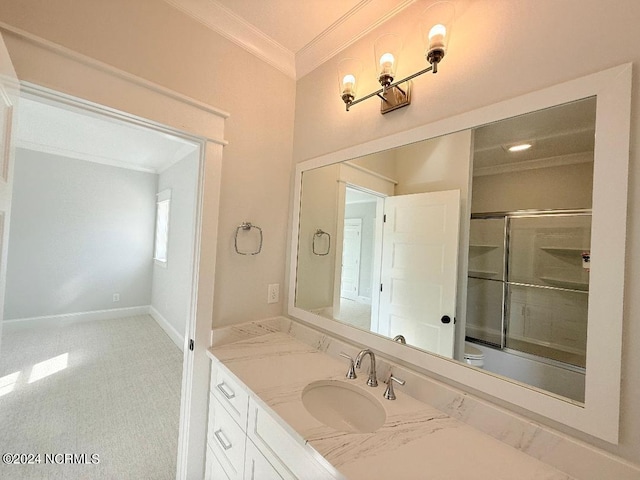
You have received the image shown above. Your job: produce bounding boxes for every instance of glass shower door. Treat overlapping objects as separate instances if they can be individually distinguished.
[466,217,506,347]
[506,214,591,367]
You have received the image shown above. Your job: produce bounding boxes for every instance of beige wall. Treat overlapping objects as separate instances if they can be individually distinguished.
[394,131,472,197]
[293,0,640,466]
[0,0,296,327]
[472,161,594,213]
[295,164,340,310]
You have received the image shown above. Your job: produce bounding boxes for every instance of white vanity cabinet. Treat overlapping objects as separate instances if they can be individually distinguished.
[244,439,285,480]
[206,357,336,480]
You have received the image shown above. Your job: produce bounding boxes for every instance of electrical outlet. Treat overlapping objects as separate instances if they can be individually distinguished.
[267,284,279,304]
[113,293,120,302]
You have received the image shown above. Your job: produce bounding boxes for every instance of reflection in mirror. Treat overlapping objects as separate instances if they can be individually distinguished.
[296,130,470,359]
[294,97,596,403]
[466,97,595,402]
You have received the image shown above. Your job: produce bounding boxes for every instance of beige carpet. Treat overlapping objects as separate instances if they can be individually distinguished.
[336,298,372,331]
[0,314,183,480]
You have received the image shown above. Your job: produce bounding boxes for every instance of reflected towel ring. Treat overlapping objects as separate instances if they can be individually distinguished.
[313,229,331,256]
[234,222,263,255]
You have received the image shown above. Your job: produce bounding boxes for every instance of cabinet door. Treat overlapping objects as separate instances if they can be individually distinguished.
[205,445,231,480]
[247,399,335,480]
[244,439,285,480]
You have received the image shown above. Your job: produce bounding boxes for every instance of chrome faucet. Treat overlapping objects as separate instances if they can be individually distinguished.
[354,349,378,387]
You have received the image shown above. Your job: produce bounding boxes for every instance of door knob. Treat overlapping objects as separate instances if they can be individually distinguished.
[441,315,451,324]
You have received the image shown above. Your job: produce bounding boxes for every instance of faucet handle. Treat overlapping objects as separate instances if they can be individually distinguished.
[339,352,357,379]
[383,373,406,400]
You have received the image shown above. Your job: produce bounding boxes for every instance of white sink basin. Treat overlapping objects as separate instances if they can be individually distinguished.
[301,380,386,433]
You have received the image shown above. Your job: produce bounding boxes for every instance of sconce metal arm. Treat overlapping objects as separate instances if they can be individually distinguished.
[346,65,434,111]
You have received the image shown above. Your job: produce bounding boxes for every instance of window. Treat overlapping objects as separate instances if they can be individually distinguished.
[154,189,171,264]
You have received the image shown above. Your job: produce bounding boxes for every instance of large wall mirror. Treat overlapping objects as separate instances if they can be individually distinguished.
[296,96,595,403]
[289,64,631,443]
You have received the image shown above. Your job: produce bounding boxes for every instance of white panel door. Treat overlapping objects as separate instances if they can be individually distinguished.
[0,33,19,353]
[340,219,362,300]
[378,190,460,358]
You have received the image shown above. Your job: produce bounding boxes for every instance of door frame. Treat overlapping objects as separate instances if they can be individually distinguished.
[15,80,223,479]
[340,217,362,300]
[333,179,389,327]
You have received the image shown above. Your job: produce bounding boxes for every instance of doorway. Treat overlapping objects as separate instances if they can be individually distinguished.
[0,87,203,479]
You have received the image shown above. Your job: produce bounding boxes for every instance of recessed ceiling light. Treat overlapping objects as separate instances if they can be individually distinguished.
[508,143,533,152]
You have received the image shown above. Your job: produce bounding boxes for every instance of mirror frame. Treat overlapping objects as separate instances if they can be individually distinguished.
[288,64,631,443]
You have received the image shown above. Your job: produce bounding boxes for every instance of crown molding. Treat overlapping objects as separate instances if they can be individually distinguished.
[163,0,415,80]
[473,151,594,177]
[296,0,416,79]
[16,140,160,174]
[163,0,296,79]
[17,138,196,175]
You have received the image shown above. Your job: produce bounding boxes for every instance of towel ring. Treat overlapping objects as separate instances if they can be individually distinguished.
[235,222,263,255]
[313,229,331,256]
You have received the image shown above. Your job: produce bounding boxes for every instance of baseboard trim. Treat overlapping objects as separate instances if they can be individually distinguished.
[149,305,185,352]
[3,306,151,329]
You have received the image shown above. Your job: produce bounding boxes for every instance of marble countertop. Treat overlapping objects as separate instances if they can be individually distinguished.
[208,324,573,480]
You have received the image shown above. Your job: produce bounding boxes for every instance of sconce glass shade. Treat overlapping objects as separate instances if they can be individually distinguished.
[374,34,402,86]
[420,1,455,71]
[338,57,363,105]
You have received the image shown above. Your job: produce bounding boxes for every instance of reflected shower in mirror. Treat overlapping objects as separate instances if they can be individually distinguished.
[294,97,595,402]
[466,97,595,402]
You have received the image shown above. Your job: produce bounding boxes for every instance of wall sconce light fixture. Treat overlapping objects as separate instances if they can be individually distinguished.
[339,1,454,114]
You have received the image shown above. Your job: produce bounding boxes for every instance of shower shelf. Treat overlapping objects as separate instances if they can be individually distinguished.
[538,277,589,290]
[468,270,500,278]
[540,247,588,254]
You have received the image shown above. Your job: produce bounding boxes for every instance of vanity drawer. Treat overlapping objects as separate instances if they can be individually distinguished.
[205,444,231,480]
[211,359,249,429]
[208,394,246,480]
[247,398,335,480]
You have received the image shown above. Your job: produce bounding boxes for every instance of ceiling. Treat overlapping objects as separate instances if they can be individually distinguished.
[164,0,415,79]
[215,0,364,53]
[16,97,199,174]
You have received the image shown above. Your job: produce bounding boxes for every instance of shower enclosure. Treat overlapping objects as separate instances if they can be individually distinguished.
[466,210,591,370]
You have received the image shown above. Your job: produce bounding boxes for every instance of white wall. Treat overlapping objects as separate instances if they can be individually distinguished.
[0,0,296,328]
[292,0,640,467]
[151,151,199,349]
[4,148,156,320]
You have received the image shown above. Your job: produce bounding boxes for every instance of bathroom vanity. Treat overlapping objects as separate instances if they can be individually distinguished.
[205,318,574,479]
